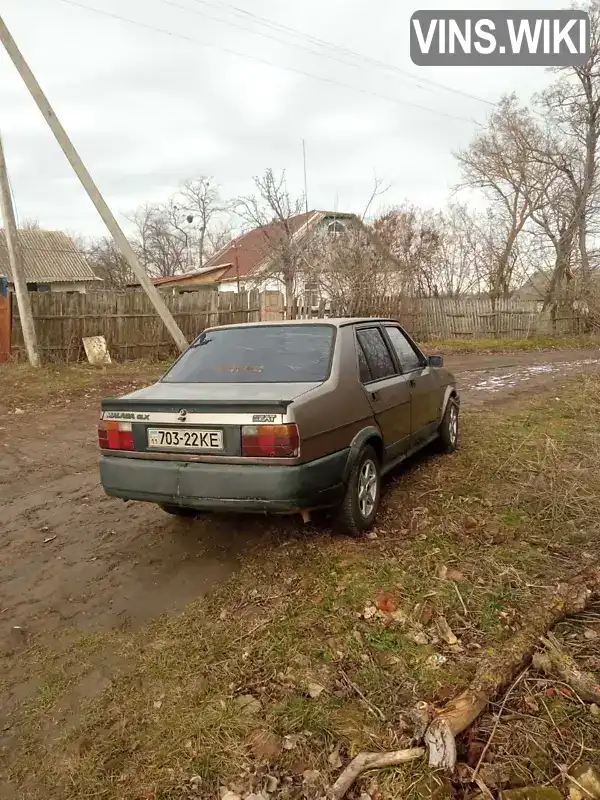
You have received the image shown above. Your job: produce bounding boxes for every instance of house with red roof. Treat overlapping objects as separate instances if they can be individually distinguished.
[132,210,400,309]
[184,210,365,306]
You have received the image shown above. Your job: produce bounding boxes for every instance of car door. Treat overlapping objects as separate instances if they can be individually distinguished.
[382,325,439,442]
[355,325,411,461]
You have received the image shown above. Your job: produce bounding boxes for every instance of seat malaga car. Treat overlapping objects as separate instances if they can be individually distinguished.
[99,318,459,536]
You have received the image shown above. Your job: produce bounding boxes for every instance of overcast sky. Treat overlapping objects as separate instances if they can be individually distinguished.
[0,0,571,236]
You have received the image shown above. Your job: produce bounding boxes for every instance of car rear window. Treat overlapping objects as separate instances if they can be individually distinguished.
[162,324,336,383]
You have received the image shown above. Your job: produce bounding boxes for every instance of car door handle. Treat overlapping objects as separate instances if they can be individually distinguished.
[370,390,380,401]
[409,379,416,388]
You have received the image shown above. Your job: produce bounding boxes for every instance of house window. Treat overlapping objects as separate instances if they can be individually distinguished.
[328,220,345,234]
[26,283,50,292]
[304,281,320,308]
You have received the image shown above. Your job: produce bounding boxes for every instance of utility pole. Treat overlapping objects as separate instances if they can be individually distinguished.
[0,14,188,353]
[0,134,40,367]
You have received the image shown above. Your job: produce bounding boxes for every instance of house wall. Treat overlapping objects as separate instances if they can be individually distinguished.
[219,277,283,294]
[49,282,90,294]
[8,281,91,294]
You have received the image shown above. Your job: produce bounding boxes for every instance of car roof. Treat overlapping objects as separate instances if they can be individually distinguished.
[205,317,400,332]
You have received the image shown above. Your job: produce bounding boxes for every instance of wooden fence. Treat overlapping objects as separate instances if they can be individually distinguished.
[10,289,284,361]
[7,289,594,362]
[336,296,589,340]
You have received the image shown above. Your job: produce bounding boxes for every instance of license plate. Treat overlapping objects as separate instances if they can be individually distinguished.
[147,428,223,451]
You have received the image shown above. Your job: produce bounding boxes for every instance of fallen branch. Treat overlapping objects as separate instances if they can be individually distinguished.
[330,748,424,800]
[533,632,600,704]
[424,566,600,770]
[331,566,600,797]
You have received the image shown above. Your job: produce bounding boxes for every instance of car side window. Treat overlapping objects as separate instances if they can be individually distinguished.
[356,340,373,383]
[385,326,423,373]
[356,328,396,382]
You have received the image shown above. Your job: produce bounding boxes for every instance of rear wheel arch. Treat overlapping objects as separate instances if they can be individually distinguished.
[343,426,384,483]
[363,434,384,465]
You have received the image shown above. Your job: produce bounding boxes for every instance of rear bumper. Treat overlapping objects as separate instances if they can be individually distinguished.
[99,449,350,513]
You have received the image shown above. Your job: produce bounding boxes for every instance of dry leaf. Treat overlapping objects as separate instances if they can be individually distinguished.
[363,604,377,620]
[375,591,398,614]
[307,683,325,699]
[302,770,321,784]
[417,601,435,626]
[328,743,343,769]
[248,729,282,761]
[389,609,408,625]
[436,616,459,645]
[409,630,429,645]
[523,696,540,714]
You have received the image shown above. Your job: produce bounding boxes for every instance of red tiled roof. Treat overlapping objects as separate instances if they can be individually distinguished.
[126,271,221,287]
[152,272,209,286]
[202,211,316,281]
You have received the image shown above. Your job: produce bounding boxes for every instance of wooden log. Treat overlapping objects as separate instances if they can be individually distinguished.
[424,566,600,770]
[331,566,600,798]
[532,632,600,704]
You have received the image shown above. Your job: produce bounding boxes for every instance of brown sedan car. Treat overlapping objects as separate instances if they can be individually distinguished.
[99,318,459,536]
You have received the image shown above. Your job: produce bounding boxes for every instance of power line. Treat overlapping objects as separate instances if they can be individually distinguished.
[54,0,482,125]
[160,0,438,100]
[184,0,497,108]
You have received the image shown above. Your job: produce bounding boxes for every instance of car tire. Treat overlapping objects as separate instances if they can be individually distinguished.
[159,504,203,518]
[437,398,459,453]
[335,445,381,538]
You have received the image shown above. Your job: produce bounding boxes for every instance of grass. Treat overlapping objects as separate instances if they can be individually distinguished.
[0,360,170,410]
[2,377,600,799]
[422,333,600,355]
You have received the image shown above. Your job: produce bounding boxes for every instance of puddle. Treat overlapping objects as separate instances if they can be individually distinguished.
[462,359,600,393]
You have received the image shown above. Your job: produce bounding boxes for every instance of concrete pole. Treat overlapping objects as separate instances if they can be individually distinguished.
[0,135,41,367]
[0,14,189,352]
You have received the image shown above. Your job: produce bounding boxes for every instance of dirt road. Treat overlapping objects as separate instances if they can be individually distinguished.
[1,349,599,649]
[0,348,599,798]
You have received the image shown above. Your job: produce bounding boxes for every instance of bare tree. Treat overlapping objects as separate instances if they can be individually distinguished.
[304,220,407,314]
[436,204,483,297]
[176,177,225,267]
[128,203,187,278]
[535,0,600,297]
[83,235,133,289]
[361,174,390,221]
[373,203,444,297]
[205,219,236,259]
[455,94,549,306]
[20,217,40,230]
[234,168,306,318]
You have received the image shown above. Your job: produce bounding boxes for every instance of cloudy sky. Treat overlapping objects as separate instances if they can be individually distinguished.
[0,0,570,236]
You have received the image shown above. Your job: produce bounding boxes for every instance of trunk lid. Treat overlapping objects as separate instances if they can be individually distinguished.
[100,382,319,458]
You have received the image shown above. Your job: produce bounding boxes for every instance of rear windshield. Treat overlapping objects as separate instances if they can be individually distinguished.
[162,324,336,383]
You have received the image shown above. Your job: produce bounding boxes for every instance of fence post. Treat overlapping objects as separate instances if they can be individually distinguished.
[0,279,10,363]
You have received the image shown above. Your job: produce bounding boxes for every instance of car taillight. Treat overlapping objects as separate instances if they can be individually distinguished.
[241,424,299,458]
[98,420,134,452]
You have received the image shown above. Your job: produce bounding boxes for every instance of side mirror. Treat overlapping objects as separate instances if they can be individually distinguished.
[428,355,444,368]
